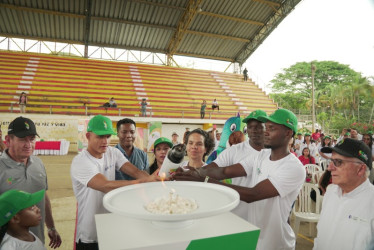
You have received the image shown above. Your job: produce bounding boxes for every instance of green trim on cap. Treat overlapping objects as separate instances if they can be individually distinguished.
[154,137,173,148]
[242,110,267,123]
[87,115,116,136]
[257,109,298,132]
[324,136,331,139]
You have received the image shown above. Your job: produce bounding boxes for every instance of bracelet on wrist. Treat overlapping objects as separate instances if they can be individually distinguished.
[48,227,56,232]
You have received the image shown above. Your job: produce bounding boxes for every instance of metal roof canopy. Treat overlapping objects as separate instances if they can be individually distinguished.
[0,0,301,65]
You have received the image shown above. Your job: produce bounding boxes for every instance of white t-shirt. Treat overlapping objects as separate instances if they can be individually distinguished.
[313,179,374,250]
[214,140,261,220]
[71,147,128,243]
[0,231,46,250]
[214,140,259,186]
[239,150,306,250]
[179,161,207,168]
[294,138,303,155]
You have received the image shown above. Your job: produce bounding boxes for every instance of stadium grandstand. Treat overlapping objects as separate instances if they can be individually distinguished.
[0,1,320,250]
[0,0,302,120]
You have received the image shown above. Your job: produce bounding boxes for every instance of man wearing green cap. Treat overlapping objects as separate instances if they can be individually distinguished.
[71,115,159,249]
[174,109,305,250]
[313,138,374,250]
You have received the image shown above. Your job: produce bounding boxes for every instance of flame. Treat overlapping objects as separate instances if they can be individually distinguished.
[160,173,167,188]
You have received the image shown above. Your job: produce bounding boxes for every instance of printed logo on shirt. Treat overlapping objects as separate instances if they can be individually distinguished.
[6,177,14,184]
[104,166,109,171]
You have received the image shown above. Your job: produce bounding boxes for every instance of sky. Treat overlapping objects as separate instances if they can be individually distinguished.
[243,0,374,92]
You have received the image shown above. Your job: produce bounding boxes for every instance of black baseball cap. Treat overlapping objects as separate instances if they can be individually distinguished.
[7,117,39,138]
[321,138,372,170]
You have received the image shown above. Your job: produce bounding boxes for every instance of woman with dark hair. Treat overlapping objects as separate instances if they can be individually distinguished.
[298,147,316,165]
[362,133,374,158]
[148,137,173,174]
[19,92,27,113]
[310,170,332,202]
[319,135,332,161]
[299,133,318,163]
[180,128,214,169]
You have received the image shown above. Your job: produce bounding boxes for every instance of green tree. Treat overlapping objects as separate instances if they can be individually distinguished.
[269,61,373,132]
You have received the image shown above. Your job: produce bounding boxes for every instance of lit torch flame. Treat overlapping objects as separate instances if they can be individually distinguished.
[160,172,167,189]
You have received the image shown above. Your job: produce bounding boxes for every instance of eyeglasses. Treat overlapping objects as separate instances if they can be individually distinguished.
[328,158,363,167]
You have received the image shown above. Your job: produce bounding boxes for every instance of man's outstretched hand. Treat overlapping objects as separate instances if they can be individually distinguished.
[171,167,206,182]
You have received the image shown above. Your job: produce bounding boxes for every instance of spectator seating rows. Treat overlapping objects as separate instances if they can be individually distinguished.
[0,51,277,119]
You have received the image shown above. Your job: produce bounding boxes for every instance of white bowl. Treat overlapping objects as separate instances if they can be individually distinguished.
[103,181,239,222]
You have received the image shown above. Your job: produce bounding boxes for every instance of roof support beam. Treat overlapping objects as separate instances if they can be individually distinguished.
[235,0,302,64]
[166,0,203,66]
[199,11,264,26]
[252,0,280,12]
[84,0,92,58]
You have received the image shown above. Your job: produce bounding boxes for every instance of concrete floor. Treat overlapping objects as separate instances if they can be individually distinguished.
[42,153,315,250]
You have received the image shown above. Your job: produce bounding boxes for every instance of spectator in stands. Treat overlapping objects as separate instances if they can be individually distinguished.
[200,100,207,119]
[243,67,248,81]
[71,115,158,249]
[298,147,316,165]
[299,133,318,162]
[19,92,27,113]
[180,128,214,169]
[149,137,173,174]
[294,132,303,156]
[109,97,117,108]
[314,139,373,249]
[0,117,61,247]
[289,137,297,157]
[115,118,149,181]
[171,132,180,146]
[310,169,332,202]
[362,133,374,158]
[141,98,147,117]
[212,99,220,111]
[319,136,332,161]
[311,129,321,141]
[0,125,6,155]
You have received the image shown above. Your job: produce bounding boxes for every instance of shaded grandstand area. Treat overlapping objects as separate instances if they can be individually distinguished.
[0,51,277,119]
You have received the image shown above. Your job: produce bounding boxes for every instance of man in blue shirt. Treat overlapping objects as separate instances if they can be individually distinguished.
[115,118,149,180]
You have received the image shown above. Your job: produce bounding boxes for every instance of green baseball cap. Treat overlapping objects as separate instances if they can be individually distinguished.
[242,110,268,123]
[304,133,311,136]
[0,189,45,226]
[324,135,331,139]
[297,132,303,135]
[344,132,351,136]
[367,131,373,135]
[257,108,298,133]
[154,137,173,149]
[87,115,116,136]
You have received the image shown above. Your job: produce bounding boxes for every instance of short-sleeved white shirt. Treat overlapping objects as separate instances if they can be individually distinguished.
[0,231,46,250]
[239,150,306,250]
[313,179,374,250]
[213,140,261,220]
[214,140,259,186]
[71,147,128,243]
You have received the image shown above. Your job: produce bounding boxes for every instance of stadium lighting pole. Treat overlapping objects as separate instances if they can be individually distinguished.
[311,63,316,133]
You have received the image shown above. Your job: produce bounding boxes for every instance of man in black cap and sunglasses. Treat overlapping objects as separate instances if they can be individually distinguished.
[0,117,62,248]
[313,138,374,250]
